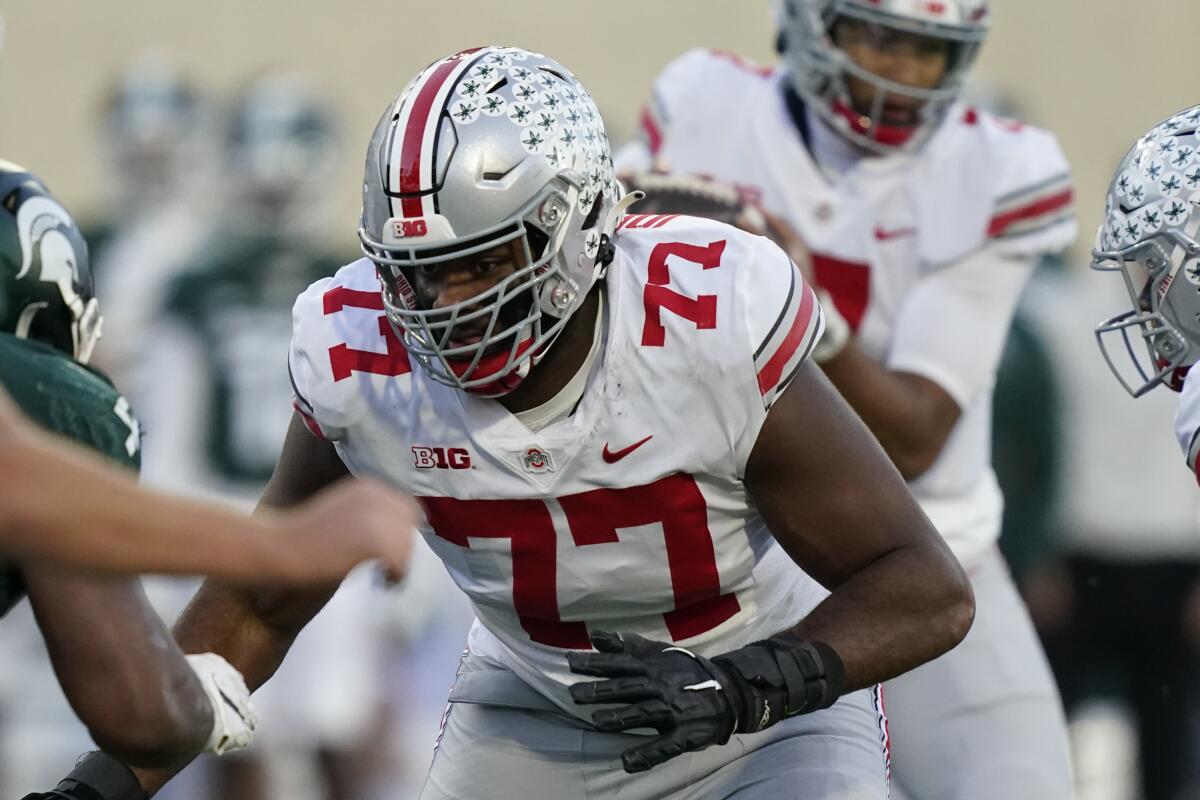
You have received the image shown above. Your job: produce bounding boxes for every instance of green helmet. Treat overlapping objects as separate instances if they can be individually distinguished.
[0,160,101,363]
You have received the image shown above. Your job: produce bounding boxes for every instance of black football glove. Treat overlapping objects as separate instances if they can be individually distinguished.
[22,751,148,800]
[567,630,845,774]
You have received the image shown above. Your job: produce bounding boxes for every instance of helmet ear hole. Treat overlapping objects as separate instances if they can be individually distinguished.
[25,306,74,355]
[580,191,605,231]
[525,226,550,261]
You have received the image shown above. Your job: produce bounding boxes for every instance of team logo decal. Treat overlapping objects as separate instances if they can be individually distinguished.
[457,79,483,100]
[1164,199,1189,226]
[480,95,507,116]
[1160,173,1183,198]
[413,446,472,470]
[513,83,538,103]
[518,445,555,474]
[1184,258,1200,287]
[392,218,429,238]
[1139,204,1163,235]
[451,101,481,125]
[584,230,601,259]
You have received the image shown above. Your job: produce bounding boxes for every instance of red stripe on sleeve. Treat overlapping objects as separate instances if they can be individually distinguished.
[640,106,663,155]
[292,401,327,441]
[756,284,817,396]
[987,188,1074,237]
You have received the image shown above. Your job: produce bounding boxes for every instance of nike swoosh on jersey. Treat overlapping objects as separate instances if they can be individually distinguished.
[602,435,653,463]
[873,226,917,241]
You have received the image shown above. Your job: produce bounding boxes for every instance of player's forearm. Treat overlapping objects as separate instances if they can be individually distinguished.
[129,582,305,796]
[23,564,213,767]
[785,538,974,690]
[0,424,310,581]
[819,343,953,479]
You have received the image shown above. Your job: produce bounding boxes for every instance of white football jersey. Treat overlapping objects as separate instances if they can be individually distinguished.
[289,216,828,718]
[620,50,1078,564]
[1175,370,1200,485]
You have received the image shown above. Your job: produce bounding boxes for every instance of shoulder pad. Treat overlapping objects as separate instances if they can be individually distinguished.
[639,49,774,160]
[914,107,1076,263]
[613,217,820,410]
[289,258,411,441]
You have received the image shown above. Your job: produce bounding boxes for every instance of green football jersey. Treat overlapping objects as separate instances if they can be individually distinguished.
[0,331,141,617]
[161,228,342,484]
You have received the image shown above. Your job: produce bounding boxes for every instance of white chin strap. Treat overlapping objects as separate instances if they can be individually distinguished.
[604,190,644,236]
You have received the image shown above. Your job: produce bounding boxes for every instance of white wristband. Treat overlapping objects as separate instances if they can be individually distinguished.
[186,652,258,756]
[812,290,851,364]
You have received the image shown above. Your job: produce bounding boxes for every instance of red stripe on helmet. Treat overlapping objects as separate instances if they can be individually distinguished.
[397,48,484,218]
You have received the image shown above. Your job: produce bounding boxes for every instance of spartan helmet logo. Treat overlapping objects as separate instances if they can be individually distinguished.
[13,195,102,363]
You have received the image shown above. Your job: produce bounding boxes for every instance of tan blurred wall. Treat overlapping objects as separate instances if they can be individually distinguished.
[0,0,1197,255]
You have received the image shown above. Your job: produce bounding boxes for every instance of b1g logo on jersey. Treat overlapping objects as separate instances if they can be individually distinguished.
[519,445,555,474]
[412,446,471,470]
[392,219,428,239]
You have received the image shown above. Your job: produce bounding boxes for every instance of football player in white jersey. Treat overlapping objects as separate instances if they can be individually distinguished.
[617,1,1076,797]
[129,47,973,800]
[1091,104,1200,487]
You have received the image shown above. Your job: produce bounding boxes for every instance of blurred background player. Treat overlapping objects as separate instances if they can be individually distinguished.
[90,53,219,398]
[0,161,260,796]
[134,71,399,800]
[617,1,1076,797]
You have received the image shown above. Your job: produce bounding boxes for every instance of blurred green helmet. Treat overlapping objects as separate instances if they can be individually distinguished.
[0,161,101,363]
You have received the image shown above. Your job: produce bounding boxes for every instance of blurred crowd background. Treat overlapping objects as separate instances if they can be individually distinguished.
[1,1,1199,798]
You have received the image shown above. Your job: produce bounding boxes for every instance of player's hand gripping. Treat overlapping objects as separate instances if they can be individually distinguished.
[274,478,417,584]
[186,653,257,755]
[568,630,845,773]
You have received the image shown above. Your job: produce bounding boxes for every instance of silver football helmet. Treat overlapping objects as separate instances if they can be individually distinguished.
[779,0,990,152]
[359,47,624,396]
[1092,105,1200,397]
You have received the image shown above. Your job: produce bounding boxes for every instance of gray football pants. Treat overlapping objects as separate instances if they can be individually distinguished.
[420,652,891,799]
[886,547,1074,800]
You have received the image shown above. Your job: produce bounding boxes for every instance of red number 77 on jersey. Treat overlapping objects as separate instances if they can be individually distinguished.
[421,474,741,649]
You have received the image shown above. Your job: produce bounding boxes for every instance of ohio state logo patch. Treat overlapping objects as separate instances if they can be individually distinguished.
[518,445,555,474]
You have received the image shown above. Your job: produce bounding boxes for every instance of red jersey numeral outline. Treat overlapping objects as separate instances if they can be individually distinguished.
[322,286,411,381]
